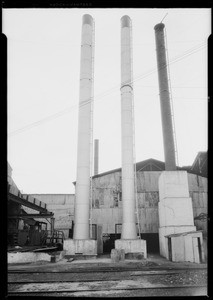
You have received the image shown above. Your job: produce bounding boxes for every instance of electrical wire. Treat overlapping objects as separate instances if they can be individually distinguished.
[8,36,206,46]
[8,42,207,137]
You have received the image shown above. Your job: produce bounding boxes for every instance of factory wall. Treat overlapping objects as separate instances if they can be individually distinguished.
[31,171,207,239]
[91,171,207,235]
[91,171,160,234]
[30,194,75,239]
[187,173,207,234]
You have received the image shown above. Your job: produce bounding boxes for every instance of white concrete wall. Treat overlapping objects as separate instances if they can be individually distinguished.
[169,231,204,263]
[159,197,194,227]
[159,225,196,259]
[8,252,51,264]
[158,171,196,258]
[64,239,97,255]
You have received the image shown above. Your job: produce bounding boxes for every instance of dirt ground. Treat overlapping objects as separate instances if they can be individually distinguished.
[8,253,208,297]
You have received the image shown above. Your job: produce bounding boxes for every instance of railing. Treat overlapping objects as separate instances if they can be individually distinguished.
[44,230,65,245]
[8,229,65,248]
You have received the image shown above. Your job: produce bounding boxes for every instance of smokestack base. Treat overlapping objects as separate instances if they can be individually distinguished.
[154,23,165,31]
[121,15,131,28]
[115,239,147,259]
[83,14,93,26]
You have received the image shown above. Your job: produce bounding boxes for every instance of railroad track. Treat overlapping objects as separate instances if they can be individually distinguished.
[7,270,192,284]
[8,268,207,297]
[8,265,207,273]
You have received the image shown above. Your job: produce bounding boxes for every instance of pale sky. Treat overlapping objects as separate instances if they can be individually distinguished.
[4,8,210,194]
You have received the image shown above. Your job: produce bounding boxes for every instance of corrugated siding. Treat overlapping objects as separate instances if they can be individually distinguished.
[29,172,207,235]
[92,208,122,233]
[29,194,75,231]
[187,173,207,192]
[137,171,161,192]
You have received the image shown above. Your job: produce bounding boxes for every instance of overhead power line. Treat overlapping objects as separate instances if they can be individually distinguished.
[8,42,207,137]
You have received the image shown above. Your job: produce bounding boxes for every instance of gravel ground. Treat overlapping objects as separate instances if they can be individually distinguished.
[8,269,207,286]
[8,254,208,297]
[8,269,208,297]
[148,270,207,286]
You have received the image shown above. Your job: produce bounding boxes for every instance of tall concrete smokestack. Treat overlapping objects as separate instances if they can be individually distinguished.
[115,16,147,257]
[74,14,94,240]
[154,23,176,171]
[120,15,137,240]
[94,139,99,175]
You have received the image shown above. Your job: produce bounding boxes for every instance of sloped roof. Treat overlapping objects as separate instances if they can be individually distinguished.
[73,152,207,185]
[92,158,166,179]
[73,158,177,184]
[91,153,208,179]
[190,151,207,177]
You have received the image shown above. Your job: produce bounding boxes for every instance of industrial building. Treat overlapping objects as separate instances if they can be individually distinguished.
[7,14,208,264]
[58,15,207,262]
[29,152,207,257]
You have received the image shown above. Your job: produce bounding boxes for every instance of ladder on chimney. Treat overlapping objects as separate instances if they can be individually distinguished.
[130,21,141,239]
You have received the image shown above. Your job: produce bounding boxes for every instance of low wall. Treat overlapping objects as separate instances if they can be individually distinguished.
[8,252,51,264]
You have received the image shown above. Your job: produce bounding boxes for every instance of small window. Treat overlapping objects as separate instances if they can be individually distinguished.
[113,190,120,207]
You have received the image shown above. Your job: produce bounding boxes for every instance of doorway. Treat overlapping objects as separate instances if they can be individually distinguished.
[102,233,121,253]
[140,233,160,253]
